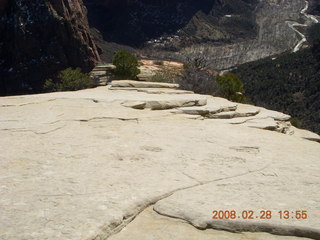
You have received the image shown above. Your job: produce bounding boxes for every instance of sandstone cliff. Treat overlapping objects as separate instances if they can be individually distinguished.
[0,0,100,95]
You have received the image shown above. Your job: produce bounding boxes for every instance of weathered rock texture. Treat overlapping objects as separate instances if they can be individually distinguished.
[0,0,100,95]
[0,83,319,239]
[111,80,179,89]
[109,207,313,240]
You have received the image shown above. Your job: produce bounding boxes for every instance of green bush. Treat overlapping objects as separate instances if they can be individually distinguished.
[176,66,218,95]
[112,50,140,79]
[290,117,302,128]
[43,67,93,92]
[43,78,55,91]
[216,73,248,103]
[57,68,93,91]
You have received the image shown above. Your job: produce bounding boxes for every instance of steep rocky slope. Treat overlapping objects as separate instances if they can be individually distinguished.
[86,0,260,60]
[85,0,314,69]
[233,47,320,135]
[0,0,100,96]
[86,0,259,47]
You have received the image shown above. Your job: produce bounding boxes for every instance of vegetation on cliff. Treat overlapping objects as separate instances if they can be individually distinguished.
[309,23,320,61]
[176,57,248,103]
[44,68,93,92]
[216,74,248,103]
[233,38,320,134]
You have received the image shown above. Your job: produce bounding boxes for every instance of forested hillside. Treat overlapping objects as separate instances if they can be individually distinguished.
[233,47,320,134]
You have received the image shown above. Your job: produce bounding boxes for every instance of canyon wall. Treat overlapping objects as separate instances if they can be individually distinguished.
[85,0,310,70]
[179,0,305,69]
[86,0,258,49]
[0,0,315,95]
[0,0,100,95]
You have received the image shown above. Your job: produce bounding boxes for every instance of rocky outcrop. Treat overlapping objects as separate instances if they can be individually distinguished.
[110,80,320,142]
[0,0,100,95]
[0,84,319,239]
[111,80,179,89]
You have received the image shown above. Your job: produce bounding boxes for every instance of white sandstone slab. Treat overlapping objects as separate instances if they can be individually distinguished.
[111,80,179,89]
[109,207,313,240]
[0,86,319,240]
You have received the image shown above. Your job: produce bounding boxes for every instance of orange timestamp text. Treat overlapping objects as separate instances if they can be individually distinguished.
[212,210,308,220]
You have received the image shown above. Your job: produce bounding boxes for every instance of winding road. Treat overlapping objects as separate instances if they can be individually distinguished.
[288,0,319,52]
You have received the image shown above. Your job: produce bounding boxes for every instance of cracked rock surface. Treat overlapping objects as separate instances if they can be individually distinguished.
[0,85,319,240]
[109,207,312,240]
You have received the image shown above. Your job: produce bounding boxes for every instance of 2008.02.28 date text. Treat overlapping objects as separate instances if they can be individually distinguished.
[212,210,308,220]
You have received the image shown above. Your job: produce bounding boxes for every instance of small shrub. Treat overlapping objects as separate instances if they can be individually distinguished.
[43,78,55,91]
[290,117,302,128]
[185,56,208,70]
[112,50,140,79]
[56,68,93,91]
[176,66,218,95]
[151,72,171,83]
[216,73,248,103]
[43,67,93,92]
[150,68,179,83]
[177,58,248,103]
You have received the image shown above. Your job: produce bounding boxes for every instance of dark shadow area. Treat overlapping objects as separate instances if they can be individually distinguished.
[0,0,99,96]
[308,0,320,16]
[85,0,258,48]
[85,0,214,47]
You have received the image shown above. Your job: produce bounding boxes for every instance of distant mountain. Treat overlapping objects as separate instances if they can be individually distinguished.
[85,0,307,69]
[85,0,259,47]
[1,0,319,96]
